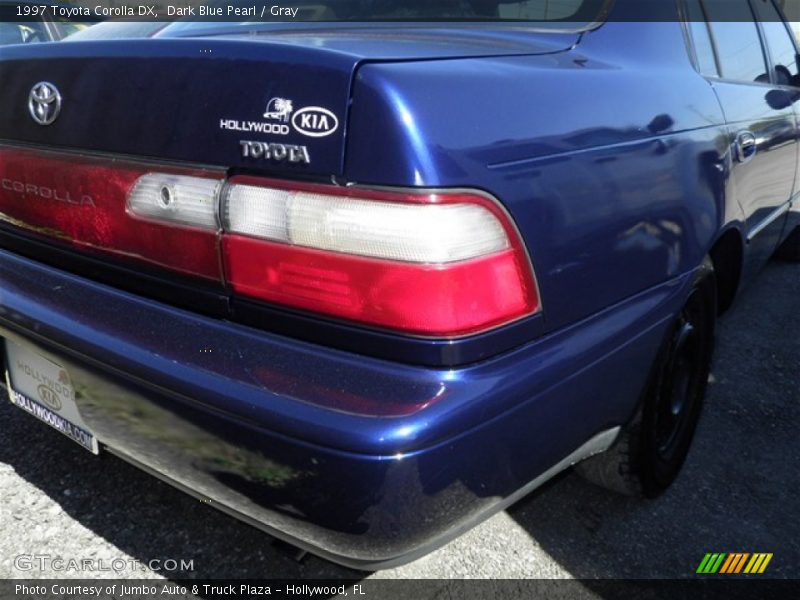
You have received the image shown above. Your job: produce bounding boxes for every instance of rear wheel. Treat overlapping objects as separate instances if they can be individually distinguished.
[775,226,800,262]
[576,260,716,497]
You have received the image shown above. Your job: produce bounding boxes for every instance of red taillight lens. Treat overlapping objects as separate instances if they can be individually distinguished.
[222,177,540,336]
[224,237,535,336]
[0,147,224,281]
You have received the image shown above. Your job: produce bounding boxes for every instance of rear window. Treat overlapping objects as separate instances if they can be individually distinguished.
[0,21,49,45]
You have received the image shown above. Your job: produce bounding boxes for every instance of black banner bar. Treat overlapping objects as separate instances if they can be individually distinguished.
[2,579,799,600]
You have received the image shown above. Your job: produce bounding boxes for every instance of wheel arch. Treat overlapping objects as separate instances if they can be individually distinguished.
[708,226,745,316]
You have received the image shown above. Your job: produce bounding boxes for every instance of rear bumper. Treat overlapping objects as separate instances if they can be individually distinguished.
[0,250,688,568]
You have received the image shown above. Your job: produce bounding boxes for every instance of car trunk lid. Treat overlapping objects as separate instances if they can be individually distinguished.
[0,30,577,175]
[0,39,361,176]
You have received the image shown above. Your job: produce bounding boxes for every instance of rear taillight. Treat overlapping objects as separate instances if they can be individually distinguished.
[0,147,224,280]
[127,173,221,230]
[221,177,539,336]
[0,147,539,337]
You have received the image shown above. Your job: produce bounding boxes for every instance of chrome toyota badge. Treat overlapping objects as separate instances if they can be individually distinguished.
[28,82,62,126]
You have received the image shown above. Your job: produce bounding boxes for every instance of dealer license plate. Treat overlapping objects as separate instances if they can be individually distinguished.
[5,341,99,454]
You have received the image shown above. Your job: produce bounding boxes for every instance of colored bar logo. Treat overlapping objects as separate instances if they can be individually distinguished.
[696,553,773,574]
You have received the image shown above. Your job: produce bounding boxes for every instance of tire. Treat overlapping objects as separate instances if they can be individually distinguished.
[576,258,717,497]
[775,226,800,262]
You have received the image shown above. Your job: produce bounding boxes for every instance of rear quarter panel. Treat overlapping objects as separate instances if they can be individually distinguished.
[346,22,733,330]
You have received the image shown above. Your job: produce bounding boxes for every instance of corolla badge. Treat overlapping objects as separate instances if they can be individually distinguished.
[292,106,339,138]
[28,82,62,126]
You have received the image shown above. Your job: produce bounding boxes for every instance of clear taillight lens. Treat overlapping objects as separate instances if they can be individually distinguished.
[223,184,509,263]
[127,174,221,230]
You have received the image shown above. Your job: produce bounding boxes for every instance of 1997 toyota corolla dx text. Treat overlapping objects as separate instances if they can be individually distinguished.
[1,0,799,568]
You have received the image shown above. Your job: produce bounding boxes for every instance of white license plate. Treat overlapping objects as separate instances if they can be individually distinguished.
[5,341,99,454]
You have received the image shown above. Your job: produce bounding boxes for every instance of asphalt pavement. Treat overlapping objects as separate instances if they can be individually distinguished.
[0,259,797,582]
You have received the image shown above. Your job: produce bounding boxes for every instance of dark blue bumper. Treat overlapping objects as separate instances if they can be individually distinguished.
[0,250,687,568]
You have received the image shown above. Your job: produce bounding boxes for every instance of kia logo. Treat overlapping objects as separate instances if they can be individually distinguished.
[37,384,63,411]
[292,107,339,138]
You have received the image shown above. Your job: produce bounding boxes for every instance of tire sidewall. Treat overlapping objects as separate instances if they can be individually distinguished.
[638,261,717,497]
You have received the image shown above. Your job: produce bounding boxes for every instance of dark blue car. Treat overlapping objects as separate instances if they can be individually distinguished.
[0,0,799,568]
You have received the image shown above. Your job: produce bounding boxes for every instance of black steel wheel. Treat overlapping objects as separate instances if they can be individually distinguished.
[576,259,716,497]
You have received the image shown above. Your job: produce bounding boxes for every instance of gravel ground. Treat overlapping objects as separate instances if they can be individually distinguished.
[0,260,797,582]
